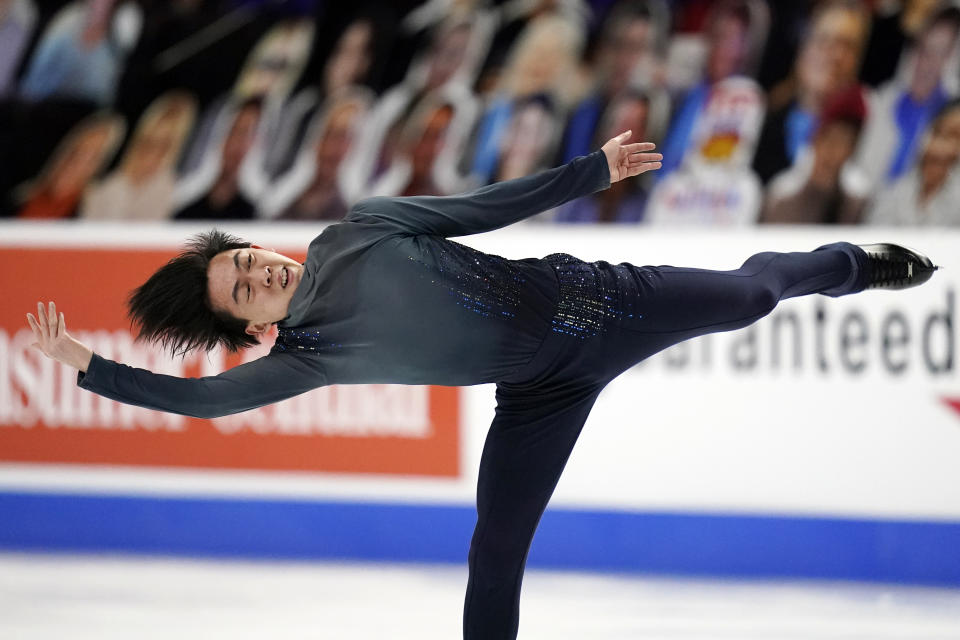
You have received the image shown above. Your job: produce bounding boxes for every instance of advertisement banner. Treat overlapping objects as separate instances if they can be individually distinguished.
[0,246,460,477]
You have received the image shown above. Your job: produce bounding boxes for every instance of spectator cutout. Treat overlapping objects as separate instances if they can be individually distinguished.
[752,0,870,184]
[856,5,960,188]
[262,16,379,182]
[262,90,371,220]
[658,0,768,180]
[561,0,670,163]
[175,98,263,220]
[470,14,584,183]
[0,0,37,96]
[19,0,142,106]
[646,76,765,225]
[366,94,458,197]
[82,91,196,221]
[179,18,314,197]
[476,0,590,95]
[342,15,485,201]
[762,86,870,224]
[861,0,946,87]
[11,111,124,218]
[868,98,960,225]
[556,91,654,223]
[233,18,315,102]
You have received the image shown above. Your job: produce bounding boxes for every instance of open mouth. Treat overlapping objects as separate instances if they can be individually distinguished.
[280,267,289,288]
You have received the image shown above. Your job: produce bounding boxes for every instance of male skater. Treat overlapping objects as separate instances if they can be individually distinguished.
[26,131,938,640]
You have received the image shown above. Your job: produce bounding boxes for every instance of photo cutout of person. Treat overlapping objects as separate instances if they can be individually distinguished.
[365,93,460,197]
[561,0,670,163]
[860,0,946,87]
[82,91,196,221]
[9,111,124,219]
[476,0,590,96]
[470,14,585,183]
[855,5,960,188]
[321,18,376,97]
[18,0,142,105]
[646,75,765,225]
[400,101,456,196]
[868,98,960,225]
[658,0,768,179]
[261,16,380,182]
[174,98,263,220]
[261,90,371,220]
[339,14,486,202]
[233,18,316,104]
[762,86,870,224]
[0,0,37,96]
[555,90,658,223]
[488,93,558,186]
[179,18,314,187]
[752,0,871,184]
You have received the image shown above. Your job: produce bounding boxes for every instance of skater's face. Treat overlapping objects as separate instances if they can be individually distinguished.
[206,247,304,337]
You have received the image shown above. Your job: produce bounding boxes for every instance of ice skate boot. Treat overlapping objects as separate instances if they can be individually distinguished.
[858,243,939,290]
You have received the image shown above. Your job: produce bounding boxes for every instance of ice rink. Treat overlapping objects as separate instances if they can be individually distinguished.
[2,553,959,640]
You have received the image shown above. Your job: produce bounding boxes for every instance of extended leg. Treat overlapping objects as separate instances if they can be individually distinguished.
[621,242,866,330]
[582,243,870,377]
[463,381,604,640]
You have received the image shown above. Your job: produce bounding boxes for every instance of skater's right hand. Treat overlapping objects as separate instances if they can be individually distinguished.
[601,130,663,184]
[26,301,93,372]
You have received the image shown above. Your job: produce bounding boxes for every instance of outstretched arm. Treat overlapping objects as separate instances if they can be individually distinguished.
[27,302,93,372]
[347,131,662,237]
[27,302,324,419]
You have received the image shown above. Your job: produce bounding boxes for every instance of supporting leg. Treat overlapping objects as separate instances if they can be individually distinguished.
[463,382,604,640]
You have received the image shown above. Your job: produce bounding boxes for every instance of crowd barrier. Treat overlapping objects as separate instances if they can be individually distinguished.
[1,221,958,585]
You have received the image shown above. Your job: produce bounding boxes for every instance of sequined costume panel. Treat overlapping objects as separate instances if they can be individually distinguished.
[544,254,640,339]
[405,239,524,321]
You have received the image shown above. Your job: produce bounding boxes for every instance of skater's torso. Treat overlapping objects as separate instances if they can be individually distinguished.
[275,214,559,386]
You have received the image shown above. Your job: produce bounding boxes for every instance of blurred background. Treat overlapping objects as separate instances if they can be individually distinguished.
[1,0,960,224]
[1,0,960,638]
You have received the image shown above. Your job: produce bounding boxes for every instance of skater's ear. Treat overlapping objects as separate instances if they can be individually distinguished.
[245,321,271,338]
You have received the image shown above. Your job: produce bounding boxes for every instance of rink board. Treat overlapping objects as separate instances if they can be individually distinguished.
[2,491,960,585]
[0,223,958,584]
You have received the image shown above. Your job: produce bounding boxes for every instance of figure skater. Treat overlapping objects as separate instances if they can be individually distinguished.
[26,131,938,640]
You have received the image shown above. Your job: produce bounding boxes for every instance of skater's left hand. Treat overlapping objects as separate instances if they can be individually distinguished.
[601,130,662,184]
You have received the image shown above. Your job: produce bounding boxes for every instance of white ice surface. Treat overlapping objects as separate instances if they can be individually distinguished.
[1,553,959,639]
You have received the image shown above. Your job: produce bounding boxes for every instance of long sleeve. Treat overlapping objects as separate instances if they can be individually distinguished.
[346,150,610,237]
[77,351,326,419]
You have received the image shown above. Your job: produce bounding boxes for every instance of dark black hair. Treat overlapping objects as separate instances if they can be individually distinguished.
[128,229,257,356]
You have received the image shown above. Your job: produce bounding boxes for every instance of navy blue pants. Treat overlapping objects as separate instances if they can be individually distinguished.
[463,243,868,639]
